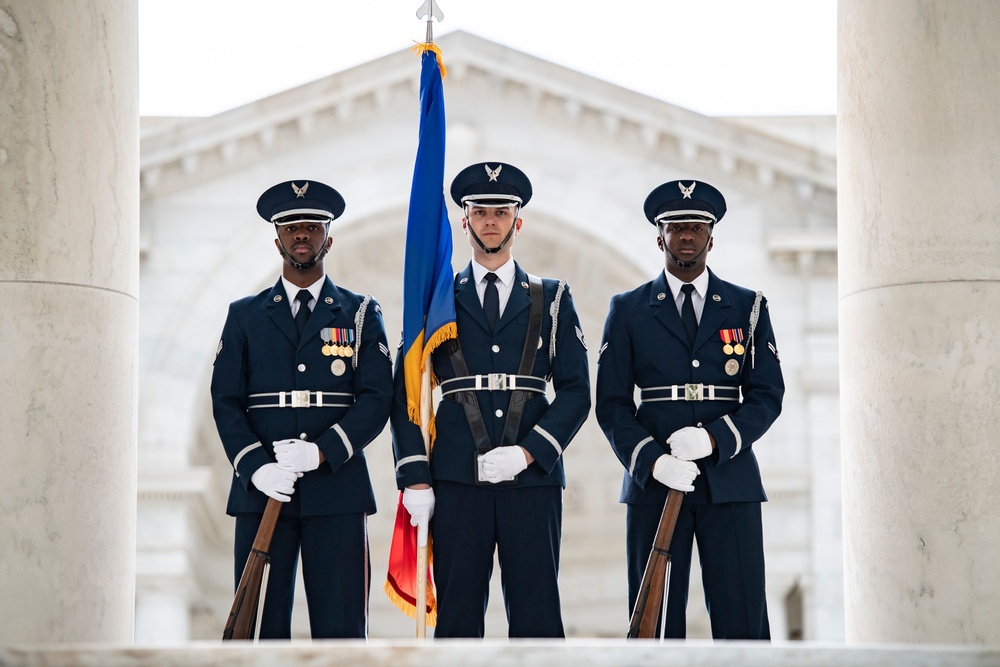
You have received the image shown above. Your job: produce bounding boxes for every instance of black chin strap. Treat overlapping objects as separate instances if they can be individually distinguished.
[275,224,330,271]
[466,205,519,254]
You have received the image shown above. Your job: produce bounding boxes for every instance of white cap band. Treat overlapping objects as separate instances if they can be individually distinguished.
[654,209,717,224]
[271,208,335,224]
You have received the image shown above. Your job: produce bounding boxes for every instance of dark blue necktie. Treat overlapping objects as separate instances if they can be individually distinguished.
[680,283,698,346]
[483,272,500,332]
[294,289,312,337]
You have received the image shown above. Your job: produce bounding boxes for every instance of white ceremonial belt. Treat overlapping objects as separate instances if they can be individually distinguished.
[440,373,547,396]
[639,384,739,403]
[247,391,354,409]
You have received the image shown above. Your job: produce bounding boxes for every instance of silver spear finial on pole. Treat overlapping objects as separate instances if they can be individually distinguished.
[415,0,444,43]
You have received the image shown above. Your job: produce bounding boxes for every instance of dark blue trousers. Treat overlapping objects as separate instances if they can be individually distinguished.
[626,501,770,640]
[234,511,369,639]
[431,481,564,638]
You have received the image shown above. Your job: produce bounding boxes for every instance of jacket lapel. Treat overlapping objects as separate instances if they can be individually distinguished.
[299,277,342,351]
[693,269,731,350]
[454,263,491,334]
[265,278,299,346]
[649,272,689,345]
[495,263,531,333]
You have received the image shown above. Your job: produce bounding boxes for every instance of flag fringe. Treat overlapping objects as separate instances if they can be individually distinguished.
[405,402,438,444]
[420,322,457,377]
[411,42,447,78]
[383,579,438,627]
[406,321,456,439]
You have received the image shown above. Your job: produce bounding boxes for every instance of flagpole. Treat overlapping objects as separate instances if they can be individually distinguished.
[415,364,433,639]
[412,0,444,641]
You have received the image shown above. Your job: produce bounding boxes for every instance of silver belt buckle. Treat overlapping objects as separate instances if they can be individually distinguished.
[488,373,508,391]
[291,390,311,408]
[685,383,703,401]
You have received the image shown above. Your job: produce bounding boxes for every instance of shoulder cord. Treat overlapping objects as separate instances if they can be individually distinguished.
[744,291,763,370]
[548,280,567,364]
[353,295,372,370]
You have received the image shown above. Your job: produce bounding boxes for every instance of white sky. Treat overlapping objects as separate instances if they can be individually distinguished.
[139,0,837,118]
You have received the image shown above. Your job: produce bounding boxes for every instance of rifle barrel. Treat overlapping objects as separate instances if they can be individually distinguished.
[222,498,283,640]
[627,489,684,639]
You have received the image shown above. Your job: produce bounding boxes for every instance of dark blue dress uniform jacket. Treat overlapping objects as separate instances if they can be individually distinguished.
[391,262,591,489]
[596,269,783,506]
[212,277,393,517]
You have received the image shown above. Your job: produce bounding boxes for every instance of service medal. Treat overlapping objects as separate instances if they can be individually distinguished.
[331,359,346,376]
[320,328,335,356]
[326,327,356,357]
[719,328,736,355]
[725,359,740,376]
[720,328,745,356]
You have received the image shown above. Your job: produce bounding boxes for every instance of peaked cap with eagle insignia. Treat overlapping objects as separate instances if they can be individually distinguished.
[450,161,533,208]
[643,179,727,226]
[256,179,346,224]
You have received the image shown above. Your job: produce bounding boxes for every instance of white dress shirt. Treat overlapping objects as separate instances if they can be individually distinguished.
[470,257,516,318]
[663,268,709,323]
[281,275,325,317]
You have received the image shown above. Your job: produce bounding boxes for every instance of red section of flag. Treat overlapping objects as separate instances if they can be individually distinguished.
[384,493,436,626]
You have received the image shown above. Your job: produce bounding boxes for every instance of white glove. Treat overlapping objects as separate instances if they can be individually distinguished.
[480,446,529,484]
[652,454,700,492]
[402,487,435,547]
[250,463,299,502]
[667,426,713,461]
[273,438,321,473]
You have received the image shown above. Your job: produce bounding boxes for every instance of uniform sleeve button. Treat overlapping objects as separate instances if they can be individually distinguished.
[691,359,700,368]
[300,432,307,439]
[495,409,504,418]
[696,422,703,428]
[298,364,306,372]
[492,345,500,353]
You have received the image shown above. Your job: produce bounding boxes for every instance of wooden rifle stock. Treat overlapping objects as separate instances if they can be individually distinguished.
[627,489,684,639]
[222,497,283,640]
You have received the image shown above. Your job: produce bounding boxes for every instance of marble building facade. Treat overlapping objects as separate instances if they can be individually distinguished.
[136,31,838,641]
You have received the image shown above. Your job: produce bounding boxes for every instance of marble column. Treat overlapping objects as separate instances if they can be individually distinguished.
[839,0,1000,644]
[0,1,138,643]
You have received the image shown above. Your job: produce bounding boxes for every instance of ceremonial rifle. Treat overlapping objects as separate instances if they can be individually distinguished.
[627,488,684,639]
[222,497,282,641]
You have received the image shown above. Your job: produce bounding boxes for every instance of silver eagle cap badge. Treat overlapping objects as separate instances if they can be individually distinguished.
[679,182,695,199]
[485,164,502,182]
[291,182,309,198]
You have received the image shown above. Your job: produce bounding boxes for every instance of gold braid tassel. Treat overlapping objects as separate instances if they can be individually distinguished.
[411,42,447,78]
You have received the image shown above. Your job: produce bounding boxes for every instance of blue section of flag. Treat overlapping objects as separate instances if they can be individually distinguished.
[401,49,456,423]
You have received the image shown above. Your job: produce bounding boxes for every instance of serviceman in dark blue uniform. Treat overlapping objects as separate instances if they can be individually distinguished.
[596,179,784,640]
[211,180,393,639]
[390,162,591,638]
